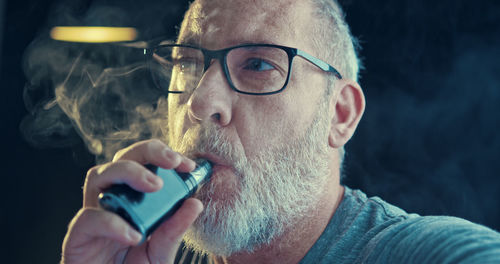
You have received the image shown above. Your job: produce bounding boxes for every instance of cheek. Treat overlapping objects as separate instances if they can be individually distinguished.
[167,97,188,140]
[235,97,305,156]
[257,75,323,142]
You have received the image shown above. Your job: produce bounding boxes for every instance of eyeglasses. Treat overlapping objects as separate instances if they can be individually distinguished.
[144,43,342,96]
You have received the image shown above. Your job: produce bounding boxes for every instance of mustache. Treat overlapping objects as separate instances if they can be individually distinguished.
[173,124,247,168]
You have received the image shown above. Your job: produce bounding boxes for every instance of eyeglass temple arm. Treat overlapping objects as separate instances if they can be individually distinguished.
[296,50,342,79]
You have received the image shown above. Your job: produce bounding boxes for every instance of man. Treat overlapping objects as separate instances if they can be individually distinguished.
[60,0,500,263]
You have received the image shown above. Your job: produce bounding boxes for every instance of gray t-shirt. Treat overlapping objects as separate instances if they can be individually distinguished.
[176,186,500,263]
[300,186,500,263]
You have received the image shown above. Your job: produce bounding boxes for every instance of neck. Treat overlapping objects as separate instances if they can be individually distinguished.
[224,174,344,264]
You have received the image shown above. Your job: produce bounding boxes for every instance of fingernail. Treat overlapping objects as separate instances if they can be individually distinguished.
[128,228,142,243]
[145,171,161,186]
[187,159,197,170]
[163,149,181,163]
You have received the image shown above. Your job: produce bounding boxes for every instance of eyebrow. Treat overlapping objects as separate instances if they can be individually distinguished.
[176,39,281,50]
[158,39,175,45]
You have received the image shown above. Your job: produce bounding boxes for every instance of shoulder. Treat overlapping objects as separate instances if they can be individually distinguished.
[360,215,500,263]
[301,186,500,264]
[345,187,500,263]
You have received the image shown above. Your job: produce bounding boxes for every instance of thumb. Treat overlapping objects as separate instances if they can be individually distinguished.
[126,198,203,264]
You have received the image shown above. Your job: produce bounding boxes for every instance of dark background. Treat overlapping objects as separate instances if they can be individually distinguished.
[1,0,499,263]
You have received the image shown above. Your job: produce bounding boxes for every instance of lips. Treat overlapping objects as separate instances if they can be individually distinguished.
[195,152,231,167]
[194,152,236,181]
[192,152,242,202]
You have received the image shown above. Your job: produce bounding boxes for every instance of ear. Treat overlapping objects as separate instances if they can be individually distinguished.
[328,80,365,148]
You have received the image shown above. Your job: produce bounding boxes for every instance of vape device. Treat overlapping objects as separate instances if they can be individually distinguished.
[99,159,212,243]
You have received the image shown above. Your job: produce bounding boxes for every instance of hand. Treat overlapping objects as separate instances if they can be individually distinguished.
[61,139,203,264]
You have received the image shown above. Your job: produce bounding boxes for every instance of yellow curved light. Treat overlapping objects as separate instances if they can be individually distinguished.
[50,26,138,43]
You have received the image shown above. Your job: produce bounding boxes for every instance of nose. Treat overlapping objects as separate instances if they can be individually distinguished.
[187,61,233,126]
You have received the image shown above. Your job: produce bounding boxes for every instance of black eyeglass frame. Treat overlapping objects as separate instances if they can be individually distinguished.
[144,43,343,96]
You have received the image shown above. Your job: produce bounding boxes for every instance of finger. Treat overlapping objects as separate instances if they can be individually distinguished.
[148,198,204,263]
[124,198,203,264]
[84,160,163,208]
[64,208,142,250]
[113,139,196,172]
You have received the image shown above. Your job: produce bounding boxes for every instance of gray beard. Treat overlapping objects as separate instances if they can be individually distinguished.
[169,100,331,257]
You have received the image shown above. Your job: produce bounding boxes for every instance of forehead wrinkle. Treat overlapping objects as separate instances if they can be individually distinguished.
[204,6,222,36]
[180,0,315,51]
[229,0,299,37]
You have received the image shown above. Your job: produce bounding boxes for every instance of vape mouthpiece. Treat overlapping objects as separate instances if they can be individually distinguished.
[181,159,213,193]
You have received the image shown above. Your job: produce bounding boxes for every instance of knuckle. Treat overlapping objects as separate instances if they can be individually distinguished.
[145,141,156,156]
[68,208,85,227]
[73,208,93,225]
[149,138,170,151]
[84,165,101,186]
[86,165,100,178]
[147,138,164,145]
[112,148,127,161]
[148,139,167,152]
[145,139,166,155]
[116,159,141,173]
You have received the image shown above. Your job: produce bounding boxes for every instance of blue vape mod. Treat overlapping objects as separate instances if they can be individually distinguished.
[99,159,212,242]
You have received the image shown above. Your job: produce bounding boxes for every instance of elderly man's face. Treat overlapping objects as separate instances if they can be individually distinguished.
[166,0,334,255]
[168,0,330,178]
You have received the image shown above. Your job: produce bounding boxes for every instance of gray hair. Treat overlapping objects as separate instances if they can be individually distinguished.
[311,0,361,81]
[310,0,362,167]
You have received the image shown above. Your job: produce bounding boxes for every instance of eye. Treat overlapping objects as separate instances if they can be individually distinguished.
[174,58,191,69]
[243,58,276,71]
[172,58,201,75]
